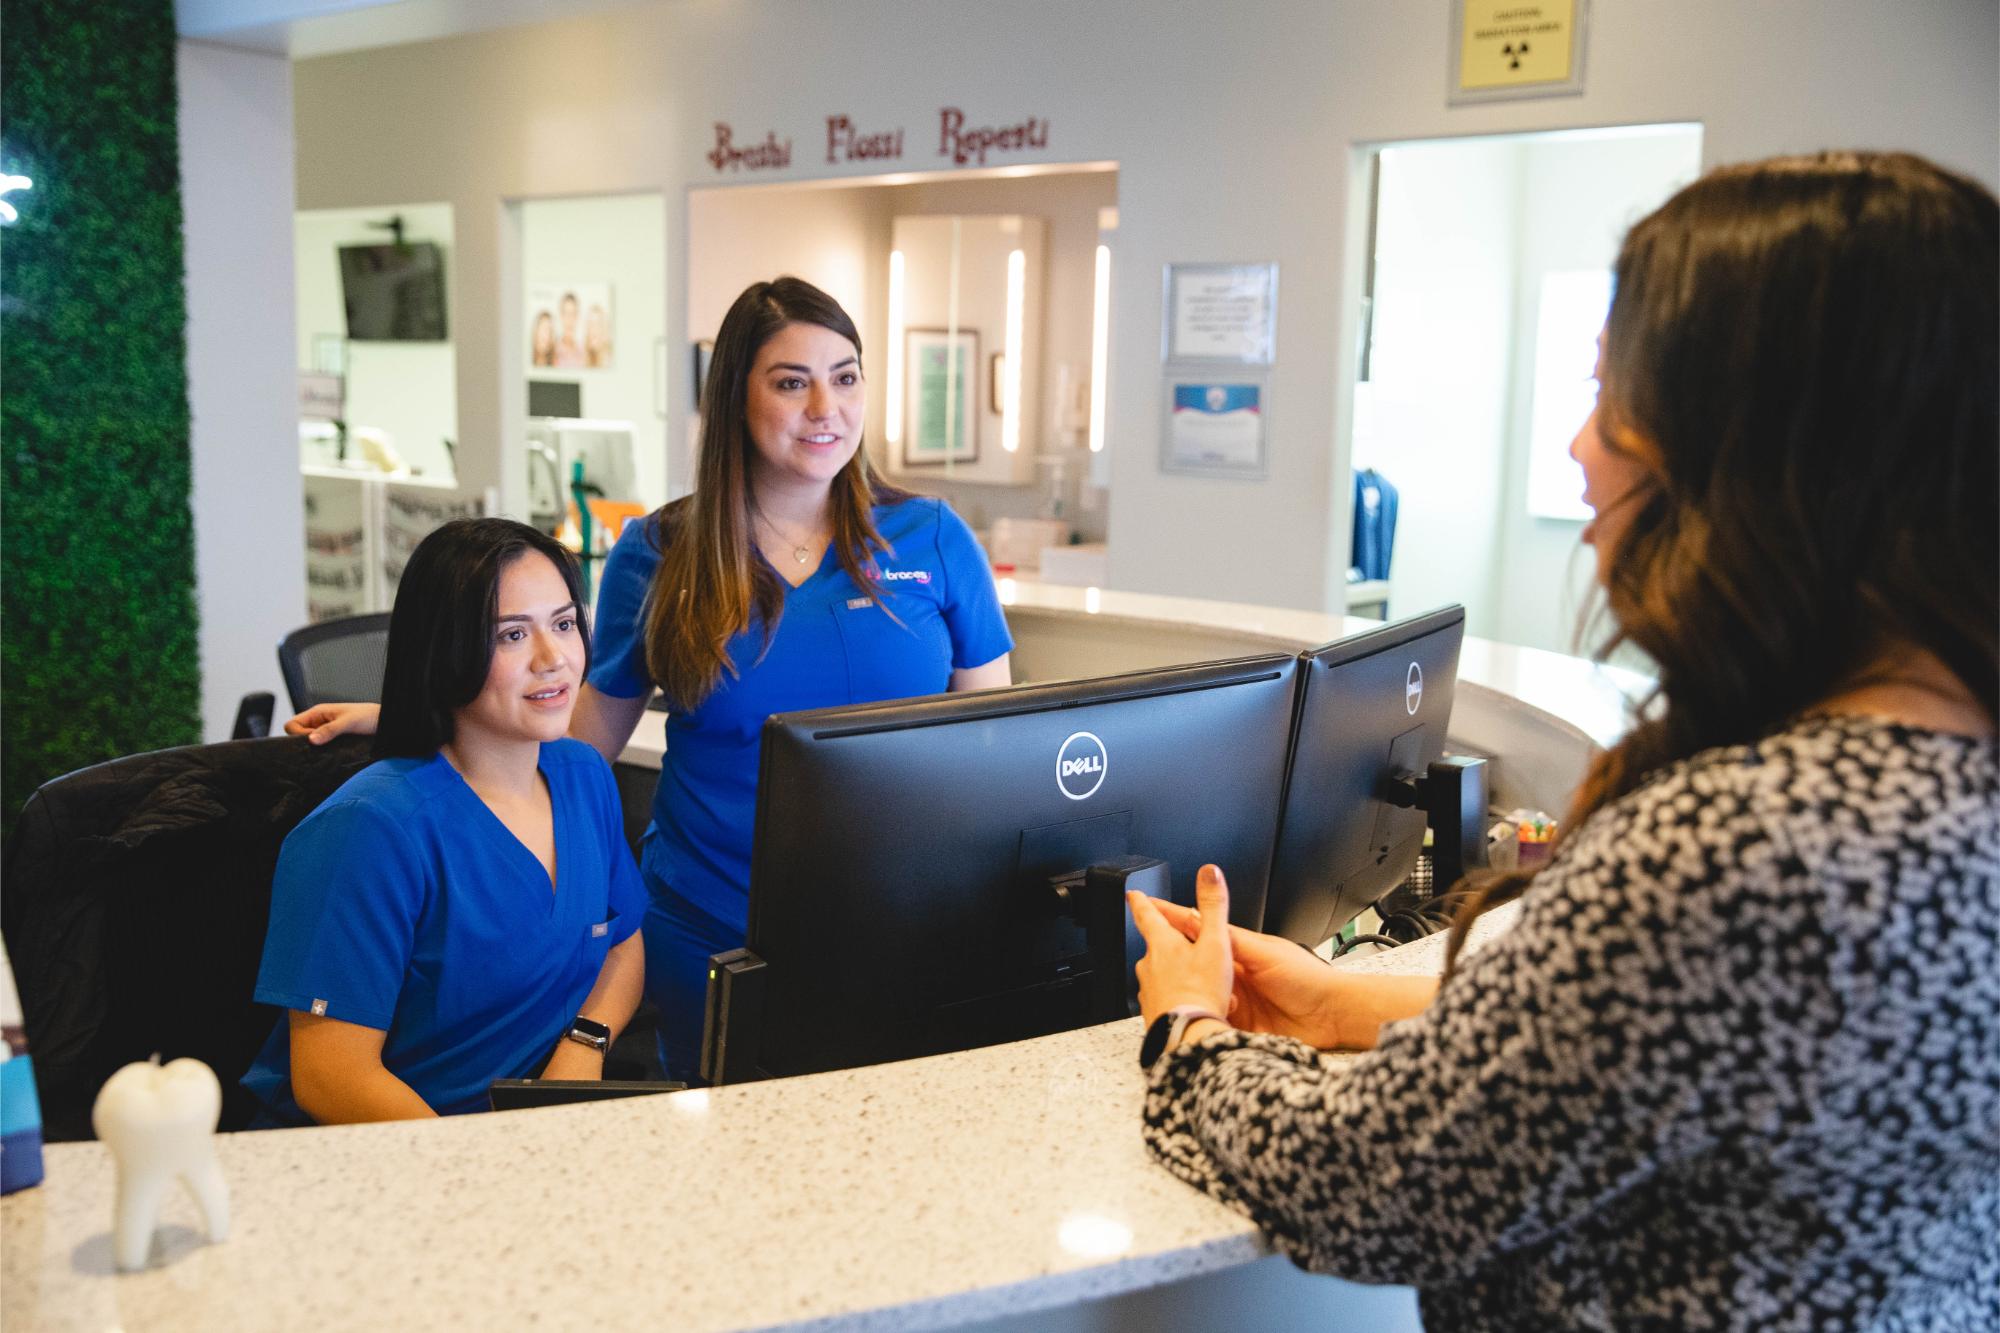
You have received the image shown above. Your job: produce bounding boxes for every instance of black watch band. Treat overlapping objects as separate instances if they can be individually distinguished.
[1139,1007,1227,1070]
[564,1016,611,1055]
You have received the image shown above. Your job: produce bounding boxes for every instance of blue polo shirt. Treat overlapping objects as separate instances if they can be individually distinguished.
[588,495,1013,932]
[244,739,647,1121]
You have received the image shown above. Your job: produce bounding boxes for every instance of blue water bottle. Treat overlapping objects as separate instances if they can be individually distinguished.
[0,940,46,1194]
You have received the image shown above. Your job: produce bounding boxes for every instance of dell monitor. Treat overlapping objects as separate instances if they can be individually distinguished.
[1263,605,1475,949]
[703,653,1301,1083]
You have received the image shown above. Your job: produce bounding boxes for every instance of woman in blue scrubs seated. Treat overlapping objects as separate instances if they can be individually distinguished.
[288,277,1013,1081]
[248,519,647,1123]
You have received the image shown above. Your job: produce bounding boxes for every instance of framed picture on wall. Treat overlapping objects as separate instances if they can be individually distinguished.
[903,328,980,465]
[1163,262,1278,365]
[1160,378,1268,479]
[528,281,615,370]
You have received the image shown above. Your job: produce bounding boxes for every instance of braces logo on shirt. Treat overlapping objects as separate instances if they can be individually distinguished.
[880,569,931,584]
[1057,731,1108,801]
[1405,662,1424,716]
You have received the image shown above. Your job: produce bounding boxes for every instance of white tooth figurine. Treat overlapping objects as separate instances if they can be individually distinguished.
[91,1057,231,1271]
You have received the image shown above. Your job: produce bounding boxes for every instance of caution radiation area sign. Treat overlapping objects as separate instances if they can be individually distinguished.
[1453,0,1587,103]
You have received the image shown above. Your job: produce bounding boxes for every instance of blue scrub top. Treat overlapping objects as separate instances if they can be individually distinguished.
[244,739,647,1121]
[588,495,1014,932]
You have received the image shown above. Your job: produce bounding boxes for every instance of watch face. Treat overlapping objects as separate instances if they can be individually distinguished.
[571,1018,611,1045]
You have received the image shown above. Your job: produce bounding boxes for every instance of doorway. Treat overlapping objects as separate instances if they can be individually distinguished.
[1347,124,1702,655]
[503,191,669,602]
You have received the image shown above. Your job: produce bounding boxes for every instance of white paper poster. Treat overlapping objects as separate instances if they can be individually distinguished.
[1166,263,1277,364]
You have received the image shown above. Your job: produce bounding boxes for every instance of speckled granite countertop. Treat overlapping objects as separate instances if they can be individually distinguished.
[0,904,1517,1332]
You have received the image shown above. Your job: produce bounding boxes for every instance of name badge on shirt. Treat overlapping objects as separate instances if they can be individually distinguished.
[846,597,873,610]
[591,921,609,939]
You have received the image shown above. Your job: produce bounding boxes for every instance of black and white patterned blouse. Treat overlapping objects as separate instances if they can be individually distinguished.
[1144,714,1999,1331]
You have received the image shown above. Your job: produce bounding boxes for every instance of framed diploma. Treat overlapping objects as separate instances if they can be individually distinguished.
[1161,379,1267,479]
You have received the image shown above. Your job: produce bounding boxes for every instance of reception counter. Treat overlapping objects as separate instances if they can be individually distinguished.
[1,583,1638,1332]
[619,579,1648,816]
[1,912,1518,1333]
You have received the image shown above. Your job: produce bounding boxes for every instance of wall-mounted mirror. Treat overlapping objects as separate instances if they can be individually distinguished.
[885,213,1045,487]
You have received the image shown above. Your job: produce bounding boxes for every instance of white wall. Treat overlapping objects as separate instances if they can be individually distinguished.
[519,192,668,506]
[178,39,305,739]
[687,183,882,349]
[287,0,2000,622]
[294,202,459,481]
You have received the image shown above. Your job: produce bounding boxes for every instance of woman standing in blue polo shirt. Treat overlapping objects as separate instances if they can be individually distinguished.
[583,277,1012,1078]
[291,278,1013,1080]
[248,520,647,1122]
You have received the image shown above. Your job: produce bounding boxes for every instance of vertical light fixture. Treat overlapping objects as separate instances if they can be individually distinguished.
[1088,244,1111,453]
[885,249,906,444]
[1001,248,1025,452]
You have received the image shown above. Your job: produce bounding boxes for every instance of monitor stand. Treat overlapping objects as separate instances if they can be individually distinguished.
[701,856,1172,1087]
[701,948,768,1086]
[1049,854,1170,1024]
[1383,755,1491,892]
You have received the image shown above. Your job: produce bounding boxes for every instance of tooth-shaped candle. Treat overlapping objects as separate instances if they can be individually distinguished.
[90,1058,230,1271]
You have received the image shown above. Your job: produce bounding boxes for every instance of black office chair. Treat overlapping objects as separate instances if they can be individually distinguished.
[1,736,374,1139]
[277,612,391,713]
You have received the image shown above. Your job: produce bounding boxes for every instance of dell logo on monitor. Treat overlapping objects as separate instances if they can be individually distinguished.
[1056,731,1108,800]
[1406,662,1423,715]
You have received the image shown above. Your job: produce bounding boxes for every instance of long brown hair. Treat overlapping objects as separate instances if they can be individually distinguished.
[1444,151,1999,973]
[644,277,911,711]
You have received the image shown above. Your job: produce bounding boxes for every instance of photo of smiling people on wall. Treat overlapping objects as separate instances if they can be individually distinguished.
[528,282,614,370]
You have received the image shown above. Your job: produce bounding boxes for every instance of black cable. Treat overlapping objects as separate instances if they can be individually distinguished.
[1333,932,1401,959]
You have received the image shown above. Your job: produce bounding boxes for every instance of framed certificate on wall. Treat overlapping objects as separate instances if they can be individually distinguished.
[1161,379,1267,479]
[1163,262,1278,365]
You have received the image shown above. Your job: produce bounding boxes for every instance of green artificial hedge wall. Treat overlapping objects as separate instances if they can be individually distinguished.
[2,0,202,830]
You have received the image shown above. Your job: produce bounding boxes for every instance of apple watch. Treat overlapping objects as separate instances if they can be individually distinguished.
[1139,1006,1227,1071]
[563,1016,611,1055]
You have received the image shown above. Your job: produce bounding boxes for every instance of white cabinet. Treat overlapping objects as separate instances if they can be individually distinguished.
[302,468,487,622]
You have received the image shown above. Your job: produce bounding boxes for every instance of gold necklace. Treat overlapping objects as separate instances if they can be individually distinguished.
[753,507,824,566]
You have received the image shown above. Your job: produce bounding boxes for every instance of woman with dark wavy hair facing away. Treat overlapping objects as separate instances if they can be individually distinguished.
[1129,152,1997,1329]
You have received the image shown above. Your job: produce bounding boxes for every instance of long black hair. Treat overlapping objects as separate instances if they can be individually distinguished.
[374,518,591,759]
[1446,150,1999,970]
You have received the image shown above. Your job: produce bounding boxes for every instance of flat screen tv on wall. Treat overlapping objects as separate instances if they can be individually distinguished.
[338,242,448,342]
